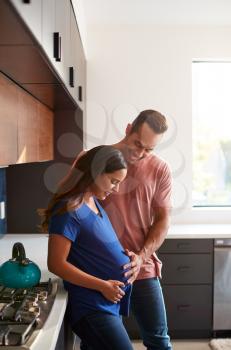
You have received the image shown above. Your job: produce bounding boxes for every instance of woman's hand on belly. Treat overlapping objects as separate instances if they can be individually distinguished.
[99,280,125,303]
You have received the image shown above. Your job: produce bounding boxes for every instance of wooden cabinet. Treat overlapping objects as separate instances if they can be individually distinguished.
[18,90,39,163]
[158,239,213,338]
[38,103,54,161]
[10,0,42,43]
[0,74,18,166]
[0,0,33,46]
[0,73,54,165]
[17,88,54,164]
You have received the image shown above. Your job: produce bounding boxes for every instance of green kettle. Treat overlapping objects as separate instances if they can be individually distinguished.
[0,242,41,288]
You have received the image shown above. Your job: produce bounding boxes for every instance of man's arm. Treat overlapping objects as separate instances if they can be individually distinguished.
[124,161,172,284]
[124,206,171,284]
[139,206,170,262]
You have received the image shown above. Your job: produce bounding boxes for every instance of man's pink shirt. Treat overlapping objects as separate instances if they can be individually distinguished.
[102,154,172,280]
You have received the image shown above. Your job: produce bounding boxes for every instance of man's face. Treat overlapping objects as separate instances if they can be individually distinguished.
[122,122,163,164]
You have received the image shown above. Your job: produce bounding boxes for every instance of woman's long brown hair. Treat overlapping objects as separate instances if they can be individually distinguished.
[38,145,127,232]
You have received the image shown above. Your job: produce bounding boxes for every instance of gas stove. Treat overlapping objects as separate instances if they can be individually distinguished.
[0,279,57,349]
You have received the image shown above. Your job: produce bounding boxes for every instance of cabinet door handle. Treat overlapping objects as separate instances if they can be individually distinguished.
[69,67,75,87]
[177,265,191,272]
[78,86,82,102]
[177,304,191,311]
[53,32,61,62]
[177,242,191,249]
[22,0,31,3]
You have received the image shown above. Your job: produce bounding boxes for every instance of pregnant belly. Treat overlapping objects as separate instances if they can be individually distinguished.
[105,249,131,283]
[73,245,131,283]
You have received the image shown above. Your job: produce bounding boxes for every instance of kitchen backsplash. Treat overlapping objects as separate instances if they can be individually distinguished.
[0,168,6,234]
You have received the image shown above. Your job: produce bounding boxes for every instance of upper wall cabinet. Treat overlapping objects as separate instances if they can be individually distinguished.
[17,89,54,163]
[69,8,86,111]
[10,0,42,43]
[17,90,39,163]
[0,0,33,45]
[0,73,54,166]
[53,0,71,86]
[41,0,55,63]
[38,103,54,161]
[0,74,18,166]
[9,0,85,108]
[17,86,54,164]
[42,0,71,87]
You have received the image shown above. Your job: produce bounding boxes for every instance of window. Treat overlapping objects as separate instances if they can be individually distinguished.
[192,61,231,207]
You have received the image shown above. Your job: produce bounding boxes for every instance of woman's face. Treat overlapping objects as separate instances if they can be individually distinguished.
[91,168,127,200]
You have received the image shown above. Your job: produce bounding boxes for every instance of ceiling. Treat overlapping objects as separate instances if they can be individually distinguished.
[78,0,231,26]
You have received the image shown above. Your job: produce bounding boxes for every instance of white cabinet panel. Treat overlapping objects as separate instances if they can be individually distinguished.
[42,0,71,86]
[69,8,78,102]
[69,8,86,110]
[41,0,55,60]
[54,0,71,86]
[10,0,42,43]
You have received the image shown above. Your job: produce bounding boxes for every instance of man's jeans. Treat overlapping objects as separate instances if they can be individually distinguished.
[73,311,133,350]
[130,277,172,350]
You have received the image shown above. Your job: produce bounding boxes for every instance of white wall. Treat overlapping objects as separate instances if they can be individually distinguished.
[72,0,88,55]
[85,24,231,224]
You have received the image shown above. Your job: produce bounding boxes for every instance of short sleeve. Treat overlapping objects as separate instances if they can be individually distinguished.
[49,210,80,242]
[153,162,172,209]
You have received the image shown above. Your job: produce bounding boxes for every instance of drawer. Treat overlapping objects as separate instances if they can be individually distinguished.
[158,239,213,253]
[162,285,212,330]
[159,253,213,284]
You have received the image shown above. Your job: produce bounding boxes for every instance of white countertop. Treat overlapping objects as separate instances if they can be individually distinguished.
[167,224,231,239]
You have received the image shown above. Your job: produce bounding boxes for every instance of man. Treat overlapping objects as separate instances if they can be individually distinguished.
[102,109,172,350]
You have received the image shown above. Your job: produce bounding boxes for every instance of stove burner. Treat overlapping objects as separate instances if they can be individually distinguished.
[0,279,57,347]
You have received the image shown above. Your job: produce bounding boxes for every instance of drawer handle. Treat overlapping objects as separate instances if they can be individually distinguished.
[78,86,82,101]
[69,67,75,87]
[177,304,191,311]
[53,32,62,62]
[177,266,191,272]
[177,242,191,249]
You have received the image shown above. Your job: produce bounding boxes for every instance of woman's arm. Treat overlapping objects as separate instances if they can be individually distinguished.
[48,234,125,303]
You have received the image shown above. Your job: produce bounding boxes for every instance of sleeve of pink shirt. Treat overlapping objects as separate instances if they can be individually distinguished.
[152,161,172,210]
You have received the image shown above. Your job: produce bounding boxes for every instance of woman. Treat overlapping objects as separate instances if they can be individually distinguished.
[39,145,134,350]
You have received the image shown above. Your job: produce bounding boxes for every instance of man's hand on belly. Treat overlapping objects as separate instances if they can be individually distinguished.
[123,249,143,284]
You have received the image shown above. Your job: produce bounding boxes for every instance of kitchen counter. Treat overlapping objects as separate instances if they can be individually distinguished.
[1,225,231,348]
[31,278,68,350]
[167,224,231,239]
[0,234,68,350]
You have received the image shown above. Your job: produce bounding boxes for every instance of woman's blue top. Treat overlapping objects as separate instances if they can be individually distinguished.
[49,198,131,327]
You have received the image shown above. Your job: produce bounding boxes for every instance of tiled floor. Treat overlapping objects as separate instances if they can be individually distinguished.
[74,336,211,349]
[132,340,211,349]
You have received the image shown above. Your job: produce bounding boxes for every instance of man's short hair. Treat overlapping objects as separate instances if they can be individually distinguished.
[130,110,168,134]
